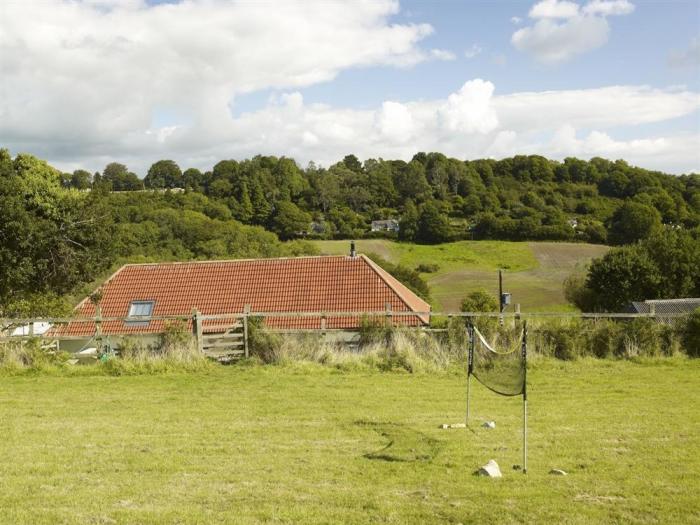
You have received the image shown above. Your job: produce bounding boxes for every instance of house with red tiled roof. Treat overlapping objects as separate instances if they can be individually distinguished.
[52,250,431,351]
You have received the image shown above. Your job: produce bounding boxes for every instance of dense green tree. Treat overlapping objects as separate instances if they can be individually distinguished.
[0,151,115,314]
[102,162,143,191]
[398,200,418,241]
[416,201,451,244]
[270,201,311,240]
[69,169,92,189]
[144,160,183,189]
[460,289,498,312]
[608,201,662,245]
[642,230,700,297]
[585,246,661,311]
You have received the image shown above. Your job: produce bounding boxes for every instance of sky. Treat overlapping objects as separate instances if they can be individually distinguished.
[1,0,699,175]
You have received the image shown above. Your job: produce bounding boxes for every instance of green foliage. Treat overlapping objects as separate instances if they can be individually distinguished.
[365,253,430,301]
[570,227,699,311]
[270,201,311,240]
[460,289,498,313]
[247,316,283,363]
[585,246,661,311]
[144,160,183,189]
[0,152,116,311]
[416,201,451,243]
[682,308,700,358]
[608,201,662,245]
[415,263,439,273]
[102,162,143,191]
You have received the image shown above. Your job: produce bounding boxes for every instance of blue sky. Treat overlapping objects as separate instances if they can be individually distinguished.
[2,0,699,174]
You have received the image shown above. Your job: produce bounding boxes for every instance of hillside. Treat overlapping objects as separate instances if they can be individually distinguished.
[312,240,609,311]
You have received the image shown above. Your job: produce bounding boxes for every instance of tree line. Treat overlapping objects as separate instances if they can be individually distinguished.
[62,153,699,246]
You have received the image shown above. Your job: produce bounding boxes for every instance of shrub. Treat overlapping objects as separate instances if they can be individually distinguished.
[534,323,582,360]
[247,316,283,363]
[415,263,439,273]
[681,308,700,358]
[358,315,394,347]
[615,318,662,358]
[589,320,621,358]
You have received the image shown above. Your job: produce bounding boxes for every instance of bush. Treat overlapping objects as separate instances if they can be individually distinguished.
[415,263,439,273]
[358,315,394,347]
[615,318,662,358]
[589,320,620,358]
[681,308,700,358]
[247,317,283,363]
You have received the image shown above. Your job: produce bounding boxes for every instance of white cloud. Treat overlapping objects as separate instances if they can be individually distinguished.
[513,0,635,63]
[529,0,580,19]
[35,80,700,175]
[375,101,415,143]
[582,0,635,16]
[669,37,700,68]
[510,16,523,24]
[464,44,483,59]
[438,80,499,134]
[430,49,457,61]
[0,0,435,152]
[512,16,609,63]
[495,85,699,130]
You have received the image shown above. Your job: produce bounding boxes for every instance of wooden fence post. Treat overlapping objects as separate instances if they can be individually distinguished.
[192,308,203,353]
[385,302,393,327]
[243,304,251,358]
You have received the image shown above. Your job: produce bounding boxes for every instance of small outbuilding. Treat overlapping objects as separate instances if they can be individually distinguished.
[51,251,431,352]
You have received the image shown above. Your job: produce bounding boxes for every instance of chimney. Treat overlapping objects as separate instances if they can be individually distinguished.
[350,240,356,258]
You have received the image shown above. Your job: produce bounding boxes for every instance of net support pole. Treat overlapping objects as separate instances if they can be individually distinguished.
[466,322,474,428]
[522,321,528,474]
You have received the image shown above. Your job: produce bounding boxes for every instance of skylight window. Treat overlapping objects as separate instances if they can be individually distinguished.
[126,301,154,326]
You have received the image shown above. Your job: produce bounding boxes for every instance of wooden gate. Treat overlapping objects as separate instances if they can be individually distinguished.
[193,312,248,361]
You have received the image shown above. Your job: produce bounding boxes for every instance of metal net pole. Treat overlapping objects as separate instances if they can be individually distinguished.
[466,322,474,428]
[522,321,528,474]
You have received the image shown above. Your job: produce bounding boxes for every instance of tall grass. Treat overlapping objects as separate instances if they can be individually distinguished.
[247,315,696,372]
[0,321,212,375]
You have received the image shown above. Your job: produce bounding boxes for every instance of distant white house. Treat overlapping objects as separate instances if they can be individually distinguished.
[371,219,400,233]
[567,218,579,229]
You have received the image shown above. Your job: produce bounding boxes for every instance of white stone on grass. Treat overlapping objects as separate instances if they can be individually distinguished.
[482,421,496,429]
[549,469,568,475]
[476,459,502,478]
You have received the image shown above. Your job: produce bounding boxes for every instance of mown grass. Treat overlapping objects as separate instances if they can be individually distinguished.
[0,359,698,524]
[312,240,608,311]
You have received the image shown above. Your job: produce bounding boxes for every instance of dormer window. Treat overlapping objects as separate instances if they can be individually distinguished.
[126,300,154,326]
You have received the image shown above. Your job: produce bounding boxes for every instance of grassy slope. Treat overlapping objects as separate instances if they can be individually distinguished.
[0,360,698,524]
[312,240,608,311]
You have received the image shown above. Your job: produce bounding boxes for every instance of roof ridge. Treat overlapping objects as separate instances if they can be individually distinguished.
[121,254,350,268]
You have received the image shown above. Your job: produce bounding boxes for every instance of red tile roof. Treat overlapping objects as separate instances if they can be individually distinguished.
[53,255,431,336]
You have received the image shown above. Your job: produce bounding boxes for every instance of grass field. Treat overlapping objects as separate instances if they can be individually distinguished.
[312,240,608,311]
[1,359,698,524]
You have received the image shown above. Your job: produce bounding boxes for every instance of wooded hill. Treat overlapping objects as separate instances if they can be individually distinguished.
[64,152,699,246]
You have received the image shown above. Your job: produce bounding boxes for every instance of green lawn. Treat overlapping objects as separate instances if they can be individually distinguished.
[1,359,698,524]
[312,240,608,311]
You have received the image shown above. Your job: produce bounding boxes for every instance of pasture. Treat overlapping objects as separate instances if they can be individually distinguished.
[313,240,609,311]
[1,359,698,524]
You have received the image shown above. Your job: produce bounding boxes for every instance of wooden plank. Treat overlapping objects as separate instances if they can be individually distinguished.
[202,336,244,344]
[203,341,244,350]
